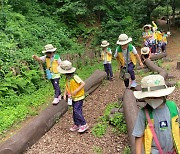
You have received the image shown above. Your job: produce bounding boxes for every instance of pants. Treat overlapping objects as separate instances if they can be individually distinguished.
[51,78,61,98]
[72,100,86,126]
[104,63,113,79]
[123,62,135,80]
[161,42,167,52]
[145,40,156,54]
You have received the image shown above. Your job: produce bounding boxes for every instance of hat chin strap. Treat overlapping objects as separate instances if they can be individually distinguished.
[146,99,164,109]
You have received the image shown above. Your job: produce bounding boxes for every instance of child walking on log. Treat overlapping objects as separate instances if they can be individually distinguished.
[133,75,180,154]
[58,60,88,133]
[32,44,62,105]
[114,34,143,87]
[101,40,113,81]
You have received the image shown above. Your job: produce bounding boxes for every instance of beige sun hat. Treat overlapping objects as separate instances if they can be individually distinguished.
[42,44,57,54]
[58,60,76,74]
[143,24,152,29]
[116,34,132,45]
[134,75,175,99]
[141,47,150,55]
[101,40,109,47]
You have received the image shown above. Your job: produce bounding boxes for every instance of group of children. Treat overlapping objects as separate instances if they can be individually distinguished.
[32,31,179,153]
[142,21,170,55]
[101,33,144,87]
[32,44,88,133]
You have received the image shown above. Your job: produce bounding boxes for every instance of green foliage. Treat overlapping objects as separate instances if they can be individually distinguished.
[92,122,107,137]
[92,146,103,154]
[123,146,131,154]
[109,112,127,133]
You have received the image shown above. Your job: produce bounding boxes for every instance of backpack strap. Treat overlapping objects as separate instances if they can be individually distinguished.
[145,108,164,154]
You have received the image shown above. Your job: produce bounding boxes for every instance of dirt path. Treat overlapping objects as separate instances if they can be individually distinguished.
[25,26,180,154]
[25,74,128,154]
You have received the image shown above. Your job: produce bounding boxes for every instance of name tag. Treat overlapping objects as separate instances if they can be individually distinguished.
[160,121,168,130]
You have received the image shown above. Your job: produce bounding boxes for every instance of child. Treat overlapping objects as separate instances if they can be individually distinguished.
[140,47,151,63]
[58,60,88,133]
[101,40,113,81]
[161,30,169,53]
[32,44,61,105]
[133,75,180,154]
[142,24,156,54]
[114,34,144,87]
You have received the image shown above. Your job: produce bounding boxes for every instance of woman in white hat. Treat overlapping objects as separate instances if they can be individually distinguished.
[32,44,62,105]
[59,60,88,133]
[132,75,180,154]
[140,47,151,63]
[101,40,113,81]
[114,34,143,87]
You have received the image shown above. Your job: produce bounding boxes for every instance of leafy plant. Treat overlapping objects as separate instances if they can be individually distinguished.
[92,122,107,137]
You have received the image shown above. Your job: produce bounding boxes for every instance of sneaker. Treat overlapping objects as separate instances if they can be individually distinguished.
[70,125,80,132]
[58,95,62,101]
[52,98,59,105]
[131,80,137,88]
[78,124,89,133]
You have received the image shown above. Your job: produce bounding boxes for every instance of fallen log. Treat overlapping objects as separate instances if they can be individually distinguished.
[84,70,106,94]
[0,69,106,154]
[144,59,168,79]
[150,52,167,61]
[0,100,68,154]
[122,89,139,154]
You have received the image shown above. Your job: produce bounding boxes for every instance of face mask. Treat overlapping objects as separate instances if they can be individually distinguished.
[145,98,164,109]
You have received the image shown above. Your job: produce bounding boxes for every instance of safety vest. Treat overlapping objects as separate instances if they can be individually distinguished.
[65,75,85,101]
[156,31,163,41]
[116,44,137,67]
[143,100,180,154]
[46,54,59,74]
[162,35,167,44]
[101,48,112,62]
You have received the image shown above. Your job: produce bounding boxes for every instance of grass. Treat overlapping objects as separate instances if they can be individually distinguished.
[92,102,127,137]
[0,59,119,138]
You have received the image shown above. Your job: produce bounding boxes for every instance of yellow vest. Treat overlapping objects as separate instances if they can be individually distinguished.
[144,101,180,154]
[162,35,167,44]
[116,44,137,67]
[156,31,163,41]
[46,54,59,74]
[65,75,85,101]
[101,48,112,62]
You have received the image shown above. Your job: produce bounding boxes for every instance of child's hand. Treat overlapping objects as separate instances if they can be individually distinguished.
[63,94,66,100]
[32,55,37,59]
[71,91,77,96]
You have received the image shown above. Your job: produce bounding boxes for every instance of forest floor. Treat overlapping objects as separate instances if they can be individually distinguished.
[25,25,180,154]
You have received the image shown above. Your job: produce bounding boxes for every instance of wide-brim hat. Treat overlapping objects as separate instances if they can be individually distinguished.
[141,47,150,55]
[134,75,175,99]
[58,60,76,74]
[116,34,132,45]
[101,40,109,47]
[42,44,57,54]
[143,24,152,29]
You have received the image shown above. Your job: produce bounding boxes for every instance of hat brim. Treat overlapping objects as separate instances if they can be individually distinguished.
[42,48,57,53]
[58,67,76,74]
[143,24,152,29]
[133,86,175,99]
[116,38,132,45]
[141,50,150,55]
[101,43,109,47]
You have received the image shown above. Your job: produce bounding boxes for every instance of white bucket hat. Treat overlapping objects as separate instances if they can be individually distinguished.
[134,75,175,99]
[116,34,132,45]
[58,60,76,74]
[141,47,150,55]
[143,24,152,29]
[42,44,57,53]
[101,40,109,47]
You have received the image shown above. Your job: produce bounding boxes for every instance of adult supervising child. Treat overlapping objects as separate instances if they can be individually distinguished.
[32,44,62,105]
[133,75,180,154]
[114,34,144,87]
[101,40,113,81]
[58,60,88,133]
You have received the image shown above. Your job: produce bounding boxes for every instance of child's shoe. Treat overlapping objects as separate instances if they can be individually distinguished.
[58,95,62,101]
[52,98,59,105]
[78,124,89,133]
[131,80,137,88]
[70,125,80,132]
